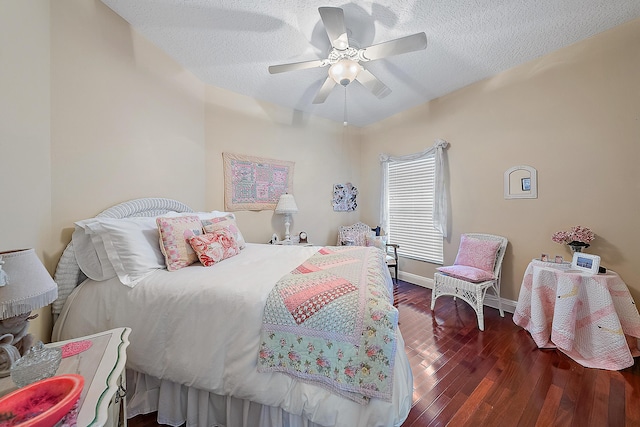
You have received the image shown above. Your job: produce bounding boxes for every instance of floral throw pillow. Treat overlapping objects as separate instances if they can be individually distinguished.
[157,215,203,271]
[189,228,240,267]
[453,235,502,273]
[437,265,496,283]
[202,214,246,249]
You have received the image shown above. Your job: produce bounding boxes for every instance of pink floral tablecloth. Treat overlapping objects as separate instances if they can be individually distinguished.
[513,260,640,370]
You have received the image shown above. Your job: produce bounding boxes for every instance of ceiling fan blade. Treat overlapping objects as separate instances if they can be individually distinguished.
[312,76,337,104]
[318,7,349,50]
[268,59,326,74]
[356,68,391,99]
[361,32,427,61]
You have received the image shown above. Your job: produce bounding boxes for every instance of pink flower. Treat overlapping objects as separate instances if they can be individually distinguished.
[552,231,570,244]
[259,347,272,359]
[371,311,385,321]
[344,365,357,378]
[316,356,330,368]
[213,229,237,251]
[288,351,300,362]
[366,345,381,358]
[552,226,595,245]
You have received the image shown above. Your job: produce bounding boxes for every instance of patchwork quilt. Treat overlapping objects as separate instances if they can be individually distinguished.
[258,246,398,403]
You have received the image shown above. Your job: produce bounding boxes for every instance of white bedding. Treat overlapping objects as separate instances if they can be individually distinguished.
[54,243,413,427]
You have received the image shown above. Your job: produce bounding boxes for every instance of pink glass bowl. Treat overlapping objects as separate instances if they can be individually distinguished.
[0,374,84,426]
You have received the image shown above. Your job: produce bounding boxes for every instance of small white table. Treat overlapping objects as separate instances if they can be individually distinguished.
[513,260,640,370]
[0,327,131,426]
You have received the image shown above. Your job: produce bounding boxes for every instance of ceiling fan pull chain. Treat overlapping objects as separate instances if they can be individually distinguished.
[343,87,348,127]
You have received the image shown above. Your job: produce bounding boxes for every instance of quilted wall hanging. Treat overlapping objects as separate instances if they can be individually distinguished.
[333,182,358,212]
[223,153,294,211]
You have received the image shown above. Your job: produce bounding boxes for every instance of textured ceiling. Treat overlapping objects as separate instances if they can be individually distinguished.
[100,1,640,127]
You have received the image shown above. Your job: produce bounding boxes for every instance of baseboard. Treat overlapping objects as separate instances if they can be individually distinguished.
[398,271,434,289]
[398,271,517,314]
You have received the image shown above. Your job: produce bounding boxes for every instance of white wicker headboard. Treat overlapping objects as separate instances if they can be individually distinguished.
[52,197,194,317]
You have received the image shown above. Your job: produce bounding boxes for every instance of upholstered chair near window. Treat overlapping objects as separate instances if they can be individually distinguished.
[337,222,400,283]
[431,233,508,331]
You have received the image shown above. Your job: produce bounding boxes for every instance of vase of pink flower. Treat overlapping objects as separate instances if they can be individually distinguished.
[552,226,595,253]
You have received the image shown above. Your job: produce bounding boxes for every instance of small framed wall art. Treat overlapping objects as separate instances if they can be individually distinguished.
[332,182,358,212]
[504,165,537,199]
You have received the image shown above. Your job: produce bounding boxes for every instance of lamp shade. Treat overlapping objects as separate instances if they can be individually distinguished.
[275,194,298,214]
[0,249,57,320]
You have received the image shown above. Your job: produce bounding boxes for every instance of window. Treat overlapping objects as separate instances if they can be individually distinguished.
[386,155,443,264]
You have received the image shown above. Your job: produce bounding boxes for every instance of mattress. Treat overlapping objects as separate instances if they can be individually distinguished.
[54,243,413,427]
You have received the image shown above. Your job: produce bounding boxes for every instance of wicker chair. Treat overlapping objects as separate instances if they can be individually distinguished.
[431,233,508,331]
[337,222,400,282]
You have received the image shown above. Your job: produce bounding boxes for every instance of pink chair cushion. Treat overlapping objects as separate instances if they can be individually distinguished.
[453,235,501,273]
[437,265,496,283]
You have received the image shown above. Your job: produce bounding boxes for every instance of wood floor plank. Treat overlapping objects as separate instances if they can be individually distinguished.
[129,280,640,427]
[533,384,563,427]
[426,391,469,427]
[462,401,494,427]
[490,350,549,427]
[623,364,640,426]
[446,377,495,426]
[590,370,611,427]
[571,367,598,427]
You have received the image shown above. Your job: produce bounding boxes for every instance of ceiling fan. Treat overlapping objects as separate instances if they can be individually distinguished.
[268,7,428,104]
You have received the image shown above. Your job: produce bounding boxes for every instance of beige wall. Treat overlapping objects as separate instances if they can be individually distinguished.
[50,1,359,254]
[360,18,640,303]
[51,0,207,240]
[204,86,360,246]
[0,1,52,341]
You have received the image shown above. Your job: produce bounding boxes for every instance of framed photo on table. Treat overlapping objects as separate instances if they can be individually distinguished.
[571,252,601,274]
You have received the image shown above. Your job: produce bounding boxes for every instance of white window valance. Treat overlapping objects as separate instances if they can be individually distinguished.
[379,139,450,238]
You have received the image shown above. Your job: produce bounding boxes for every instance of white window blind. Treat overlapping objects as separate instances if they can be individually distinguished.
[387,155,443,264]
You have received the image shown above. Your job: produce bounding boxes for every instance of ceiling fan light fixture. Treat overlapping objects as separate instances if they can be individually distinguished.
[328,59,361,86]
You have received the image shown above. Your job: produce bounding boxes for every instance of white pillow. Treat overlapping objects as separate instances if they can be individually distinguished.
[183,211,232,220]
[73,220,117,281]
[75,216,175,287]
[73,213,184,283]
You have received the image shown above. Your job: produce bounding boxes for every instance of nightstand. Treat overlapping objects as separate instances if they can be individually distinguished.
[273,240,314,246]
[0,327,131,427]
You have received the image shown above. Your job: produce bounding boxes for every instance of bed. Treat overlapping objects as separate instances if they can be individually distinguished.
[51,198,413,427]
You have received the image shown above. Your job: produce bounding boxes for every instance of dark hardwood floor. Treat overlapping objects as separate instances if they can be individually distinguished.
[130,280,640,427]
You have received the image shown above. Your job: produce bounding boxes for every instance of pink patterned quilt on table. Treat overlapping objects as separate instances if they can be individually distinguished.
[513,261,640,370]
[258,246,398,404]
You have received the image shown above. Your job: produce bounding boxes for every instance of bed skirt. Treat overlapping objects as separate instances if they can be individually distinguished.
[127,370,325,427]
[127,362,412,427]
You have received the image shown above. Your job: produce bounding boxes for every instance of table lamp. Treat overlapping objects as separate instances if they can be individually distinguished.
[0,249,58,376]
[275,193,298,244]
